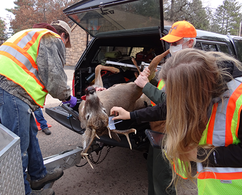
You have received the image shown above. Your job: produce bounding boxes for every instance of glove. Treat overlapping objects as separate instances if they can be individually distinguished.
[62,96,77,108]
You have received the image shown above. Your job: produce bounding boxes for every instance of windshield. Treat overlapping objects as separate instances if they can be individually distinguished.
[67,0,161,36]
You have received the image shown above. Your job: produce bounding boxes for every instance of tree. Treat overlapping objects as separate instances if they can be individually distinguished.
[10,0,35,32]
[163,0,210,30]
[0,17,7,40]
[210,0,242,35]
[8,0,79,34]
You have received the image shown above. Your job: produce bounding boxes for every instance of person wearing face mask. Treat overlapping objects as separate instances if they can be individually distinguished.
[110,21,197,195]
[167,21,196,55]
[134,20,197,95]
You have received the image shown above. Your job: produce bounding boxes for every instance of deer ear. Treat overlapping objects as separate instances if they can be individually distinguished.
[78,102,86,128]
[80,117,87,129]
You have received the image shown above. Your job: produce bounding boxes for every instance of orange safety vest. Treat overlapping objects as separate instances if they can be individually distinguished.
[0,29,61,107]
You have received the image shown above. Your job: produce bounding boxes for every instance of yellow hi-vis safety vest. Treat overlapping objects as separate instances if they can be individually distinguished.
[151,79,165,106]
[0,29,61,107]
[197,77,242,195]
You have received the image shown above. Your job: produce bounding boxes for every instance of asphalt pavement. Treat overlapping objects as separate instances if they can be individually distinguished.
[38,65,197,195]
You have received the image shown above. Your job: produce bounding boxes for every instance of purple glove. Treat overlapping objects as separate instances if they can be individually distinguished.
[63,96,77,108]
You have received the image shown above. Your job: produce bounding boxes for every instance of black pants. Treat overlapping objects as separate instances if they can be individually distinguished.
[147,145,176,195]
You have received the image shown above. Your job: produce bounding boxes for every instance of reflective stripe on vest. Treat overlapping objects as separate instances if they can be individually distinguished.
[173,159,188,179]
[151,79,165,106]
[0,29,61,107]
[197,78,242,194]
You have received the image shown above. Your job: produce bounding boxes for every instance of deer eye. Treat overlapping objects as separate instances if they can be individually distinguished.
[102,108,107,114]
[86,114,90,120]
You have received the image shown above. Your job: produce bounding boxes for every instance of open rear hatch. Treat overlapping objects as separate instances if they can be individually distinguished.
[63,0,164,37]
[46,0,164,150]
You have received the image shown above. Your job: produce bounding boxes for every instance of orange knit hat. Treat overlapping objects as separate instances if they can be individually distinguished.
[161,21,197,43]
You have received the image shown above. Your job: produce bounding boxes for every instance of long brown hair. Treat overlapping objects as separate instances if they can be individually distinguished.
[160,48,242,181]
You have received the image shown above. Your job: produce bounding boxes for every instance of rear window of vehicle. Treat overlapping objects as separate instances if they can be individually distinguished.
[194,42,202,50]
[232,37,242,62]
[67,0,161,37]
[196,41,232,56]
[92,46,157,64]
[217,44,231,55]
[202,43,217,51]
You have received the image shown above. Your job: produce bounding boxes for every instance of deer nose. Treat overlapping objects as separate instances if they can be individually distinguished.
[85,86,96,95]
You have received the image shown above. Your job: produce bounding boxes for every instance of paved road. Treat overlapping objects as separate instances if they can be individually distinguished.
[38,66,197,195]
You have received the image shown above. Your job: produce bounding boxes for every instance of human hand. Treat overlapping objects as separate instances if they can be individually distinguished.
[110,106,131,120]
[142,67,150,77]
[134,74,149,88]
[62,96,77,108]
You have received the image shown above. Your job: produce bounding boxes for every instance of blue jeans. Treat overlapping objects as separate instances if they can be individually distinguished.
[0,88,47,195]
[34,108,48,130]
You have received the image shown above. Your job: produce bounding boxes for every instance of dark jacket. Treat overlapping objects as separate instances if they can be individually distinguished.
[130,60,242,167]
[131,101,242,167]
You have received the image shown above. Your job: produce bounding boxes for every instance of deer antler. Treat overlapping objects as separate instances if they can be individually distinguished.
[81,128,99,169]
[110,128,137,150]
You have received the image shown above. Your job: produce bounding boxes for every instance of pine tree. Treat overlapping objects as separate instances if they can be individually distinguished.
[211,0,242,35]
[163,0,210,30]
[0,18,7,41]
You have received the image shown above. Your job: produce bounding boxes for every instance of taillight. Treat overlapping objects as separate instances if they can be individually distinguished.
[72,73,75,96]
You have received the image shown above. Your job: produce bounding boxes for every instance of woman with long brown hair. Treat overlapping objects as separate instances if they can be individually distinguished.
[160,48,242,194]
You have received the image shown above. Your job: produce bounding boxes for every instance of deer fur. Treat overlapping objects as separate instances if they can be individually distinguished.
[78,50,170,167]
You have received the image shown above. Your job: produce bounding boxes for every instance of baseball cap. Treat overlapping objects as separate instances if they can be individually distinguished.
[161,21,197,43]
[51,20,72,48]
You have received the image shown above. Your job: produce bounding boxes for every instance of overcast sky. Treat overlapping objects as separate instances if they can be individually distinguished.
[1,0,242,27]
[0,0,15,27]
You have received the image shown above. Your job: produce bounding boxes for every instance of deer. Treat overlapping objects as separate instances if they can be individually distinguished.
[78,49,170,168]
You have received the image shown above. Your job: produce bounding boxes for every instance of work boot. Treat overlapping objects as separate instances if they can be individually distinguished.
[31,168,64,190]
[42,128,51,135]
[30,188,55,195]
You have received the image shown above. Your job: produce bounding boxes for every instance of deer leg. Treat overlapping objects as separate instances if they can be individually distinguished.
[131,57,141,74]
[134,72,139,79]
[94,65,120,87]
[110,128,136,150]
[147,49,170,81]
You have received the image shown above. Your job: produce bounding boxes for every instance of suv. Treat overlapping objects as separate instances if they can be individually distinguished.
[46,0,242,155]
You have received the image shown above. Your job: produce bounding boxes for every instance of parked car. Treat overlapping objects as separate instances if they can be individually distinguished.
[46,0,242,159]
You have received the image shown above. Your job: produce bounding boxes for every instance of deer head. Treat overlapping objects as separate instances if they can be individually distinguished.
[79,86,109,151]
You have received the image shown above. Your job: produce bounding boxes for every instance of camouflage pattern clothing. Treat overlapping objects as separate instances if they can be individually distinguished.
[0,34,71,111]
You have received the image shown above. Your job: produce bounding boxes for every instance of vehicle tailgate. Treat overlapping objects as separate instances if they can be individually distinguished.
[45,105,84,135]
